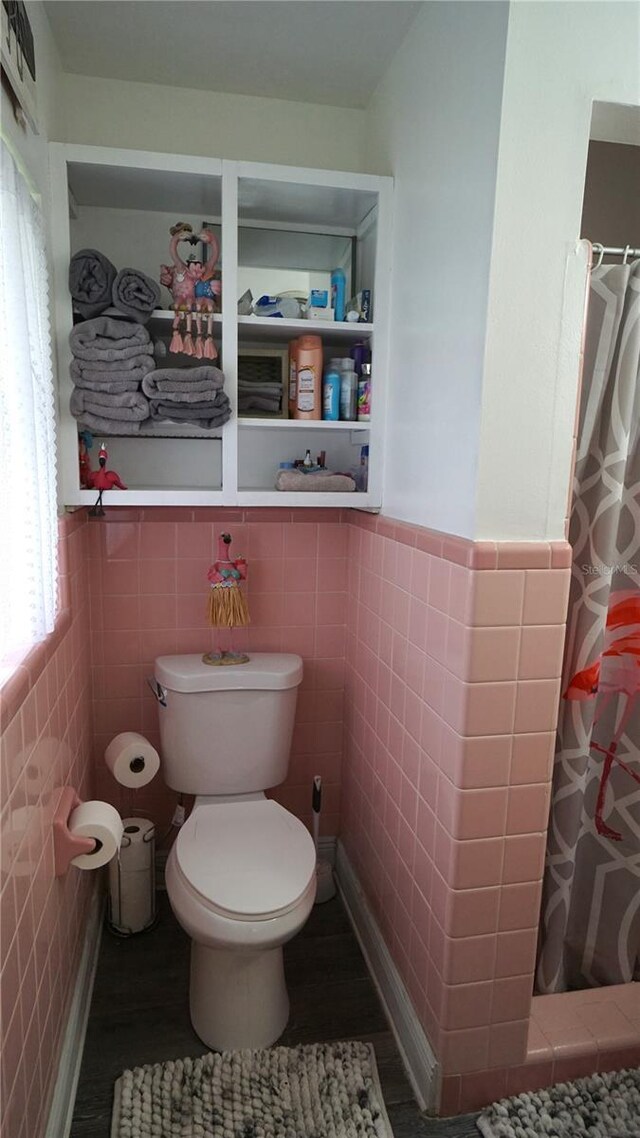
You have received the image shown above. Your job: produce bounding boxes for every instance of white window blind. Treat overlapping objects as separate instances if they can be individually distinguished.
[0,137,58,667]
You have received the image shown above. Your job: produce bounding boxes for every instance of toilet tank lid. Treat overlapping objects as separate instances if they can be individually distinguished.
[155,653,303,693]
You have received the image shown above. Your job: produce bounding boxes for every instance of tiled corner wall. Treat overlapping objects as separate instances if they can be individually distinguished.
[341,512,579,1112]
[88,508,347,837]
[0,512,94,1138]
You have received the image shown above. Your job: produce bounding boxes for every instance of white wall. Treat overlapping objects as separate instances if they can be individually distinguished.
[54,73,369,173]
[365,2,509,537]
[476,1,640,541]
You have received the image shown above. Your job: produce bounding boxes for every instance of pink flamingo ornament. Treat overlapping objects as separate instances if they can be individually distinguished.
[564,591,640,841]
[160,223,220,358]
[161,222,197,354]
[87,443,127,516]
[193,229,221,359]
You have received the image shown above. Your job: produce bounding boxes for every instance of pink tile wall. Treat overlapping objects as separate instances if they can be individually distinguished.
[341,512,573,1106]
[0,512,94,1138]
[88,508,347,836]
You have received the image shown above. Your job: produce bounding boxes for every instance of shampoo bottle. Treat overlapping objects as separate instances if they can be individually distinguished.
[288,338,299,417]
[357,362,371,421]
[322,366,341,421]
[339,367,357,421]
[295,335,323,420]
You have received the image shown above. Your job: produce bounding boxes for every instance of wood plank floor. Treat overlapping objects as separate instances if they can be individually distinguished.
[70,892,479,1137]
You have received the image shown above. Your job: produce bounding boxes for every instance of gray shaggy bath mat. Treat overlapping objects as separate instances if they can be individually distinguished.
[477,1065,640,1137]
[111,1040,394,1138]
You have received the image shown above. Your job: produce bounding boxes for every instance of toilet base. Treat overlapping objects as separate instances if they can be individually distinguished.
[190,941,290,1051]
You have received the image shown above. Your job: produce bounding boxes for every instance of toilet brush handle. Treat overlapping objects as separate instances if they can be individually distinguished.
[312,775,322,857]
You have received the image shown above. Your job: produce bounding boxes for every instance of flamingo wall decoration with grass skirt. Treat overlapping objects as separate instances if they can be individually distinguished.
[204,533,250,666]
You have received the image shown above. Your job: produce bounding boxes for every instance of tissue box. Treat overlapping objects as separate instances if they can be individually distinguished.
[305,305,335,321]
[304,288,334,320]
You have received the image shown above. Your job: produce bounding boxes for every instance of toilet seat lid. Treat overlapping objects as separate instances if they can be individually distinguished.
[175,799,316,920]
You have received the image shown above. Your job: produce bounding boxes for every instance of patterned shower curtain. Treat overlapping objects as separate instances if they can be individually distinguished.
[536,258,640,993]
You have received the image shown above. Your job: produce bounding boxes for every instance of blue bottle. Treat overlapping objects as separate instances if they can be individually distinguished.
[322,368,341,420]
[331,267,346,322]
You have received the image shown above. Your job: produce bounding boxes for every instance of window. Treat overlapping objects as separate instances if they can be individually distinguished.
[0,137,58,671]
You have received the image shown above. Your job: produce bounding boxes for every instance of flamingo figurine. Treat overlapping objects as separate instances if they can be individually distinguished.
[192,229,221,359]
[160,222,199,354]
[564,591,640,840]
[87,443,127,516]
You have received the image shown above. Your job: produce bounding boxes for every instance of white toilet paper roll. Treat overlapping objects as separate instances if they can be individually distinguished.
[105,732,160,789]
[69,801,124,869]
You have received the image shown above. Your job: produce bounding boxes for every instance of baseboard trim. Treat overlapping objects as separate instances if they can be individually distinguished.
[335,840,439,1112]
[45,886,104,1138]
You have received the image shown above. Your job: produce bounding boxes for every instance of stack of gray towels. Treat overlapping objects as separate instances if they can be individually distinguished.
[69,249,160,324]
[142,367,231,430]
[69,318,231,434]
[238,379,282,416]
[69,317,154,435]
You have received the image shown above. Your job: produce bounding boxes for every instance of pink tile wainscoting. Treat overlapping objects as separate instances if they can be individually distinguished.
[88,508,347,837]
[341,510,639,1112]
[0,512,94,1138]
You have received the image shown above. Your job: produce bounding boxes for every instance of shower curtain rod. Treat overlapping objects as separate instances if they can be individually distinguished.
[591,243,640,262]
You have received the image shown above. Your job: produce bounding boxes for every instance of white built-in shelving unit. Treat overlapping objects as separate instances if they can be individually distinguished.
[49,143,392,508]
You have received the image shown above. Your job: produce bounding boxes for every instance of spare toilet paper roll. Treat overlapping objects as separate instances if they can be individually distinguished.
[69,800,124,869]
[108,817,156,934]
[118,817,155,872]
[105,732,160,788]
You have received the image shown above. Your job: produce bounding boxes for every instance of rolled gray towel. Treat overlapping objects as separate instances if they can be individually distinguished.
[70,317,152,362]
[112,267,161,324]
[142,366,225,399]
[69,249,117,319]
[70,387,150,423]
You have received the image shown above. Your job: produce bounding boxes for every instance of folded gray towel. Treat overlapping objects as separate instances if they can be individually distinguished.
[71,412,145,436]
[70,317,153,362]
[70,387,150,422]
[69,249,117,319]
[71,353,155,374]
[71,357,155,389]
[112,267,161,324]
[72,374,142,394]
[142,366,225,399]
[239,396,281,413]
[149,392,231,431]
[238,383,283,396]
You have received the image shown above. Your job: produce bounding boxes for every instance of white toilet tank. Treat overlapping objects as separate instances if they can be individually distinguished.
[154,654,303,795]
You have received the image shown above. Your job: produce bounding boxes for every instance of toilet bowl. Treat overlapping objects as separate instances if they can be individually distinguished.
[165,794,316,1050]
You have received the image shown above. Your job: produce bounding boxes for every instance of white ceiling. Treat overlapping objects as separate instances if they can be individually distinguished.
[44,1,422,109]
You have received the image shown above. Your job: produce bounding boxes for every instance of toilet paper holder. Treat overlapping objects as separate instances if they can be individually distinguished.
[54,787,97,876]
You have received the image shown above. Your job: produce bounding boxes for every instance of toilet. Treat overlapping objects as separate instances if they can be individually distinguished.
[153,653,316,1051]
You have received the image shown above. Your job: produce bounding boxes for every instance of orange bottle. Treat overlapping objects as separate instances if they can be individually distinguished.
[294,335,323,420]
[288,338,299,417]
